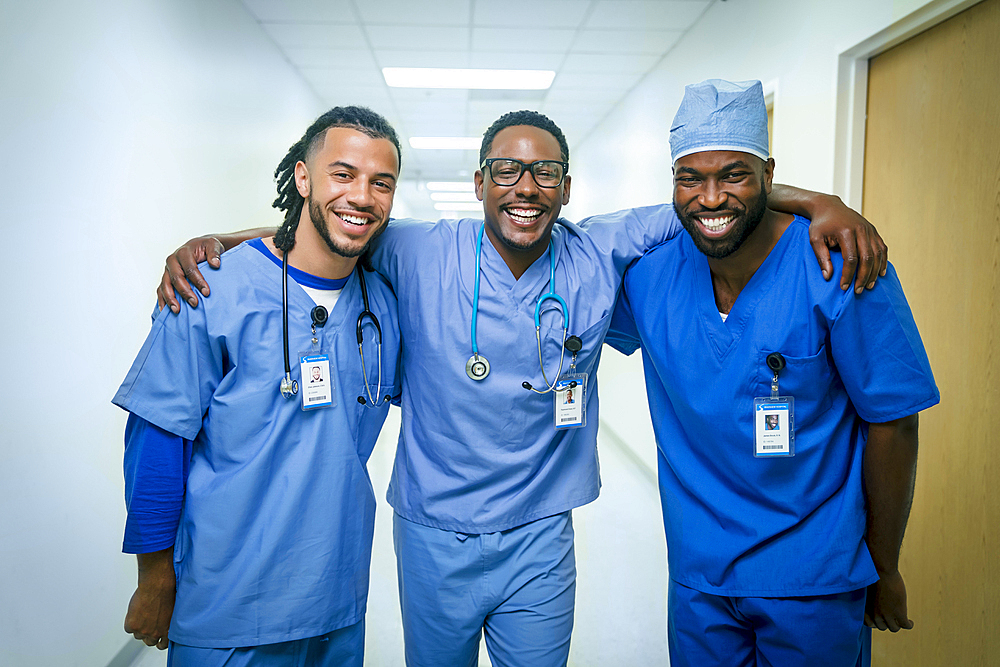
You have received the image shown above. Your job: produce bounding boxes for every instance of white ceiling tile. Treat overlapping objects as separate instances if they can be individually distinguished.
[570,28,682,55]
[260,22,366,50]
[390,88,469,104]
[561,52,658,73]
[315,85,393,109]
[300,66,383,88]
[468,51,566,71]
[374,49,471,68]
[471,28,576,53]
[585,0,709,30]
[551,71,641,91]
[544,87,624,105]
[366,25,471,50]
[473,0,592,28]
[240,0,357,23]
[284,47,378,69]
[356,0,471,26]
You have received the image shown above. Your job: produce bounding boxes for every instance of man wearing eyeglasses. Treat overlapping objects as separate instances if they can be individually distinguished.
[154,109,886,667]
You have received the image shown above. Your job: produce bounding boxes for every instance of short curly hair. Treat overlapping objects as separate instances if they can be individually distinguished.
[479,110,569,166]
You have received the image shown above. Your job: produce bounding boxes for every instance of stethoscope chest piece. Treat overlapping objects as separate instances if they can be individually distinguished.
[466,354,490,381]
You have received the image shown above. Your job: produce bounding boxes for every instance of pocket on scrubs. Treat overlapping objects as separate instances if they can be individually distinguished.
[538,311,611,376]
[757,346,835,428]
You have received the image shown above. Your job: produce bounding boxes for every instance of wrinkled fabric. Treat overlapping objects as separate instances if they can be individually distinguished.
[670,79,770,162]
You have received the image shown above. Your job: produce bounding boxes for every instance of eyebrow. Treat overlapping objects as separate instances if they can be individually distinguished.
[326,160,398,181]
[675,160,753,176]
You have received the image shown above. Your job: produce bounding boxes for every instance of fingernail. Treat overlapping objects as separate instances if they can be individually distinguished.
[868,281,875,289]
[202,288,210,296]
[188,298,197,307]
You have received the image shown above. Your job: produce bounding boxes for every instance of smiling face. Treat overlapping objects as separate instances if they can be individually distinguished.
[672,150,773,259]
[295,127,399,261]
[474,125,571,275]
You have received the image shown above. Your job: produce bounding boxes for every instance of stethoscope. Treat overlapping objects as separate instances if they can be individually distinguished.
[278,251,388,407]
[466,223,582,392]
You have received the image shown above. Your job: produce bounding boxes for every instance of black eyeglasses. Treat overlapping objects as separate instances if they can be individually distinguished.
[481,158,569,188]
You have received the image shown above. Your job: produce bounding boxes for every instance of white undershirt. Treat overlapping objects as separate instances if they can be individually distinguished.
[300,284,343,314]
[719,311,729,322]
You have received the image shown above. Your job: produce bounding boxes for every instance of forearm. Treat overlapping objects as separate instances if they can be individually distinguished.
[215,227,276,251]
[137,547,175,587]
[768,184,841,219]
[864,414,920,574]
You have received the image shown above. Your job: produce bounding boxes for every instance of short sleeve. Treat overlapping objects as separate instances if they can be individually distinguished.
[112,301,224,440]
[829,265,939,422]
[605,282,642,356]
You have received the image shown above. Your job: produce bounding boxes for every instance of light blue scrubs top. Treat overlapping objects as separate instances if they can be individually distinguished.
[113,242,401,648]
[607,216,939,596]
[368,205,682,533]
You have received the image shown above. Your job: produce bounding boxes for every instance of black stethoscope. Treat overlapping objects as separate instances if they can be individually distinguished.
[278,251,388,407]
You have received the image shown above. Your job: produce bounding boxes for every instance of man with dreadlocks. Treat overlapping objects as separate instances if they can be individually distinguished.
[112,106,402,666]
[156,108,887,666]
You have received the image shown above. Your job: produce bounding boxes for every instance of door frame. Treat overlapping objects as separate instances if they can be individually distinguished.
[833,0,983,209]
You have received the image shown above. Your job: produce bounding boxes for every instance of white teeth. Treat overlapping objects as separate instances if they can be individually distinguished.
[700,216,733,232]
[340,214,369,226]
[506,208,542,224]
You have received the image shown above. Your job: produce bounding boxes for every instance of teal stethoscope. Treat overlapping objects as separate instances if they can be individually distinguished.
[466,223,582,392]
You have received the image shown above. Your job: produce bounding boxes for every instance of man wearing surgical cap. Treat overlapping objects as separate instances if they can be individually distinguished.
[607,79,940,666]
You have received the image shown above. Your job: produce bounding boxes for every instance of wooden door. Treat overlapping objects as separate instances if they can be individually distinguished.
[862,0,1000,664]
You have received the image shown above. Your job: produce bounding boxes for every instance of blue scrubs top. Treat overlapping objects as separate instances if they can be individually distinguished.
[607,216,939,596]
[113,242,401,647]
[368,205,682,533]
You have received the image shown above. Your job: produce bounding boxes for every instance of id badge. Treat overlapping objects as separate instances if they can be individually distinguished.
[753,397,794,457]
[299,353,335,411]
[554,373,587,430]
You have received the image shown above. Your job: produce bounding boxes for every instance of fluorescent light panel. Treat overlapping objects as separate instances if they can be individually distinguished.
[426,181,474,192]
[434,202,483,211]
[409,137,480,150]
[430,192,479,203]
[383,67,555,90]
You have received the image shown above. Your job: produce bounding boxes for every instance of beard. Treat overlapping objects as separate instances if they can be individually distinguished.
[308,196,387,258]
[676,184,768,259]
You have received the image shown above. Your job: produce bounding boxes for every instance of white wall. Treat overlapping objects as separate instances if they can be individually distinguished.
[565,0,944,474]
[0,1,322,664]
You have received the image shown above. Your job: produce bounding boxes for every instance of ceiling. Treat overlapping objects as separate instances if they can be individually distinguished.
[240,0,715,219]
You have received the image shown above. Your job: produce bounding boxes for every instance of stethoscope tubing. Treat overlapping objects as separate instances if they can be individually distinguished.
[470,223,569,393]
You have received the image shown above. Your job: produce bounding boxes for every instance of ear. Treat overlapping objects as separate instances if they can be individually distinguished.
[762,157,775,195]
[474,171,485,201]
[294,160,310,198]
[561,174,572,205]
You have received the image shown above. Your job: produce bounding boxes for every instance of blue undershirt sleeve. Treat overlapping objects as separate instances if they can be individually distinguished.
[122,413,192,554]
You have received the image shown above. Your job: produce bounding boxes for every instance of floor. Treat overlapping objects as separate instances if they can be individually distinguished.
[131,409,669,666]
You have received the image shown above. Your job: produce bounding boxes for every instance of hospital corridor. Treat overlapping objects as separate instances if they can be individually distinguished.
[1,1,997,666]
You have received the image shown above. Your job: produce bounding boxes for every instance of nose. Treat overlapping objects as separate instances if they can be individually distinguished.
[513,168,540,197]
[698,180,727,209]
[347,178,374,208]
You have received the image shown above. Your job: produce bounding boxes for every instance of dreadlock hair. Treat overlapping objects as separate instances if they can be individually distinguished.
[272,106,401,252]
[479,110,569,166]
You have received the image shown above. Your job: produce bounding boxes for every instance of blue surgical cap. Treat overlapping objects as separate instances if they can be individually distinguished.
[670,79,769,163]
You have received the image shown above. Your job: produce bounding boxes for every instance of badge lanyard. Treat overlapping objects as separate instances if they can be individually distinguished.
[754,352,794,456]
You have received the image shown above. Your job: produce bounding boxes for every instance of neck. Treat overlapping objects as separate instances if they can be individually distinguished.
[483,226,550,280]
[707,210,793,311]
[270,211,358,279]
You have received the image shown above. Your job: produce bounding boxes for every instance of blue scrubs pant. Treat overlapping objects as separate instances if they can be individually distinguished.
[393,511,576,667]
[166,620,364,667]
[667,580,871,667]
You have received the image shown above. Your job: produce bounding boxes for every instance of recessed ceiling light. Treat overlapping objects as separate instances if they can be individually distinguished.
[430,192,479,202]
[434,202,483,211]
[426,181,474,192]
[383,67,555,90]
[409,137,481,150]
